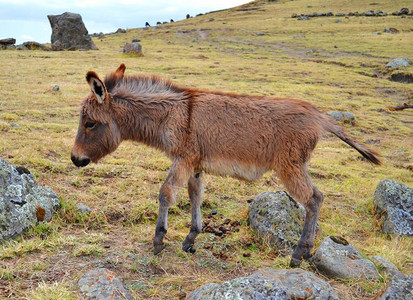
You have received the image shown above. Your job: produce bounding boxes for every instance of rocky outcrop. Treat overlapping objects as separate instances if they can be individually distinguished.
[0,158,60,243]
[311,236,380,280]
[249,191,307,254]
[188,268,338,300]
[326,111,355,123]
[47,12,98,51]
[373,180,413,236]
[0,38,16,49]
[76,268,133,299]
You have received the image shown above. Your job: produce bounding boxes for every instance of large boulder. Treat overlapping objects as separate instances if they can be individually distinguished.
[47,12,98,51]
[123,42,143,55]
[386,58,411,68]
[311,236,380,280]
[188,268,339,300]
[373,180,413,235]
[0,38,16,49]
[76,268,133,300]
[0,158,60,243]
[379,273,413,300]
[249,191,307,254]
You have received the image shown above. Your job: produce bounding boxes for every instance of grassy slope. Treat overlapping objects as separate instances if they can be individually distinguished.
[0,0,412,299]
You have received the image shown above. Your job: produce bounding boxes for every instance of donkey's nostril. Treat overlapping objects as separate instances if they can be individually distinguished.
[71,155,90,167]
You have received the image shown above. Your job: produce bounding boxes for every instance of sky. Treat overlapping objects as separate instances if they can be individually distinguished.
[0,0,250,45]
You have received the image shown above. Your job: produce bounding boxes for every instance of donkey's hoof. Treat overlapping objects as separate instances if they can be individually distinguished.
[182,244,196,254]
[289,257,302,268]
[153,244,166,255]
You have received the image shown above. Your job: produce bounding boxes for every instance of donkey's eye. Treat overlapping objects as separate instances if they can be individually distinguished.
[85,121,96,129]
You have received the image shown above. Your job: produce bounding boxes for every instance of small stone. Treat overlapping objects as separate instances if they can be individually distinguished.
[132,38,141,43]
[211,209,217,215]
[76,202,92,215]
[76,268,132,300]
[52,85,59,91]
[256,32,265,36]
[297,15,310,20]
[326,111,355,123]
[335,19,341,23]
[385,58,411,68]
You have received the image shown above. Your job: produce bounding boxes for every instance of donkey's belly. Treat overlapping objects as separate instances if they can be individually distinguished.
[200,159,268,181]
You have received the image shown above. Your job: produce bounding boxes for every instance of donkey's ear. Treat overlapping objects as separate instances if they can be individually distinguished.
[114,63,126,79]
[86,71,108,104]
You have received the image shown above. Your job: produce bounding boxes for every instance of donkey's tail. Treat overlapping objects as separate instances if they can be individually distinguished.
[322,117,381,165]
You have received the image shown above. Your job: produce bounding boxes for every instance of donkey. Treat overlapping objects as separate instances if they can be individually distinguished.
[71,64,380,267]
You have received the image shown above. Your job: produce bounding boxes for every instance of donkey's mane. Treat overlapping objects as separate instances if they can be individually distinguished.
[104,73,191,102]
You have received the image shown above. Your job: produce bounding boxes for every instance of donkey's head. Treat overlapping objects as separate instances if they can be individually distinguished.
[71,64,126,167]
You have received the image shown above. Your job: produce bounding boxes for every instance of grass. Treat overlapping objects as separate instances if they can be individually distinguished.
[0,0,412,299]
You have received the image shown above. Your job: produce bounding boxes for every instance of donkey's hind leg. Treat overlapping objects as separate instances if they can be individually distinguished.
[290,186,323,267]
[277,166,322,267]
[182,172,205,253]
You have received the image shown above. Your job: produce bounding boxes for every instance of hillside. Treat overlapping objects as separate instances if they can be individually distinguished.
[0,0,412,299]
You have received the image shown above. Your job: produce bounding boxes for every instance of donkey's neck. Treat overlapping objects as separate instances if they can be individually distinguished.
[110,76,191,154]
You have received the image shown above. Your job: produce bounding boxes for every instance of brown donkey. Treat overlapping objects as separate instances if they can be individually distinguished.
[71,64,380,267]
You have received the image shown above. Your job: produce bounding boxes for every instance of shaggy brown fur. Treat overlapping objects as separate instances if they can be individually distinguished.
[71,64,380,266]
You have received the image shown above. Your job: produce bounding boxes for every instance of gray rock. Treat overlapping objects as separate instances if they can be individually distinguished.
[373,180,413,235]
[52,85,60,92]
[0,38,16,49]
[326,111,355,123]
[384,27,399,34]
[297,15,310,21]
[188,268,338,300]
[116,28,127,33]
[364,10,375,16]
[369,255,401,277]
[76,268,132,300]
[131,38,141,43]
[22,41,50,51]
[335,13,345,16]
[47,12,98,51]
[386,58,411,68]
[0,158,60,243]
[379,273,413,300]
[399,8,409,15]
[16,44,28,51]
[123,43,143,55]
[335,19,341,23]
[311,236,380,280]
[76,202,92,215]
[249,191,306,254]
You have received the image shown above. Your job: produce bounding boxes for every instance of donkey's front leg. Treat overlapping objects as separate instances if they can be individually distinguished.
[182,172,205,253]
[153,160,192,255]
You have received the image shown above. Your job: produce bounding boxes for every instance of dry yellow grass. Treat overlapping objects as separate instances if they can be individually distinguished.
[0,0,412,299]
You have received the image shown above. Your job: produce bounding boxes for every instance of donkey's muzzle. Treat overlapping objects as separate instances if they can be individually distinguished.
[71,155,90,167]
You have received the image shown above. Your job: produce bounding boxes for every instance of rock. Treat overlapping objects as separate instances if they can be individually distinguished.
[16,44,28,51]
[22,41,50,51]
[335,13,345,16]
[297,15,310,21]
[47,12,98,51]
[76,268,133,300]
[369,255,401,277]
[209,18,215,22]
[131,38,141,43]
[0,38,16,49]
[364,10,375,16]
[379,273,413,300]
[123,42,143,55]
[52,85,60,92]
[188,268,338,300]
[399,8,409,15]
[326,11,334,17]
[76,202,92,214]
[249,191,307,254]
[116,28,127,33]
[373,180,413,235]
[386,58,411,68]
[256,32,265,36]
[311,236,380,280]
[294,34,305,38]
[291,13,298,18]
[0,158,60,243]
[384,27,399,34]
[326,111,355,123]
[335,19,341,23]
